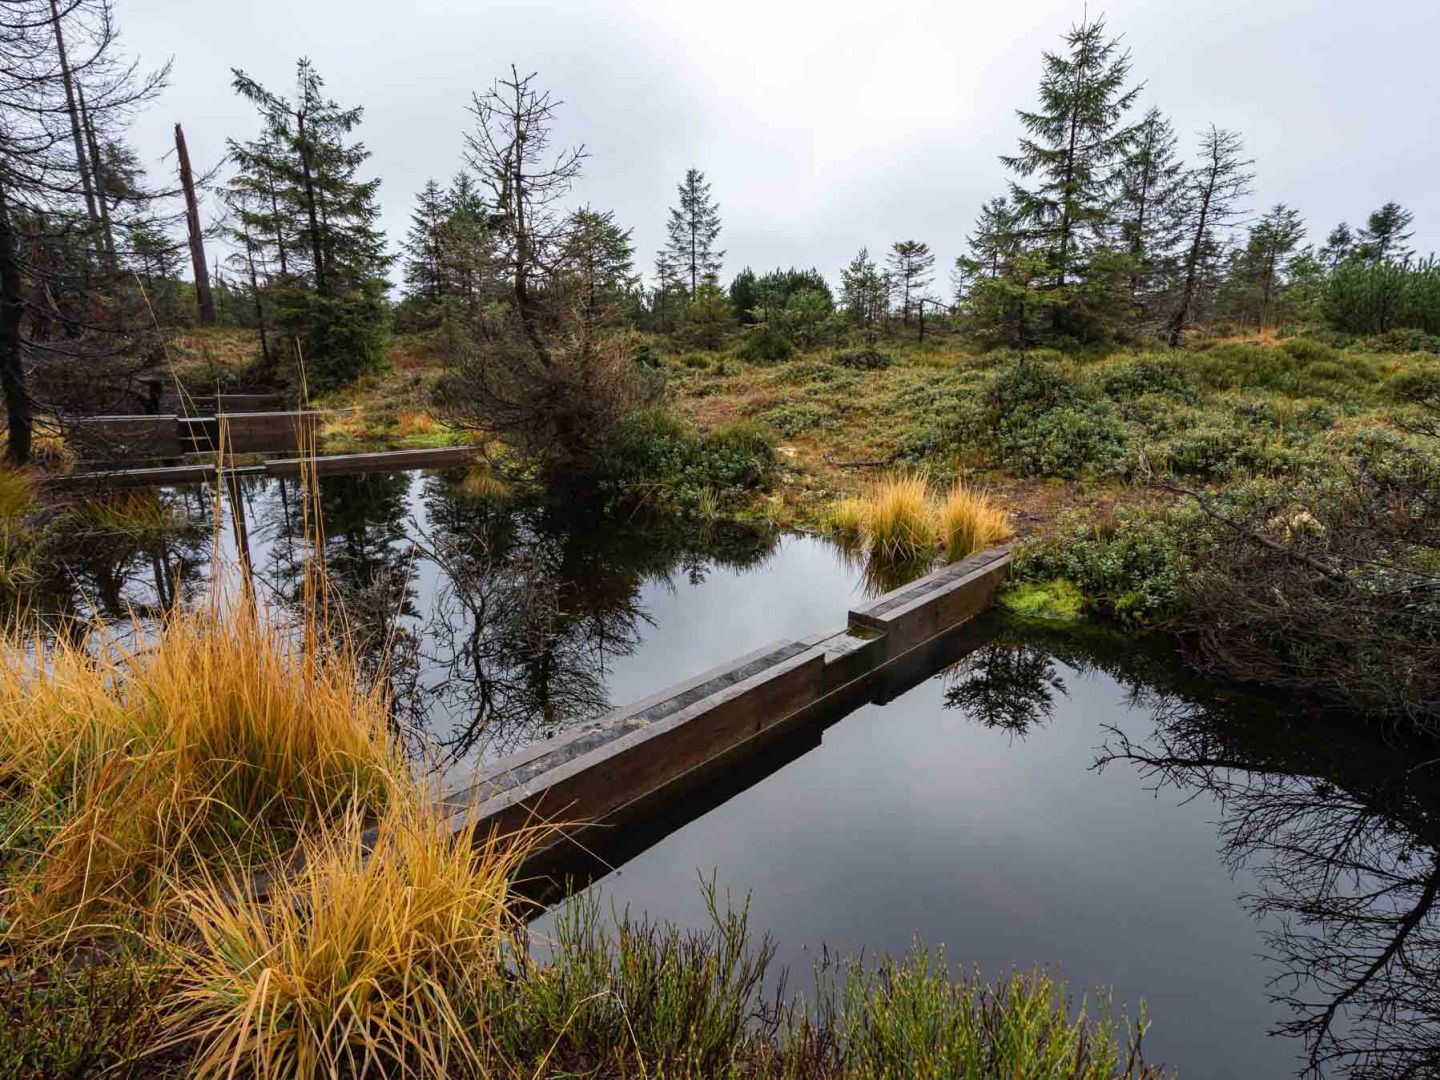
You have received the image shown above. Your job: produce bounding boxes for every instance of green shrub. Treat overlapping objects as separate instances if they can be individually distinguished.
[831,347,894,370]
[733,326,796,364]
[1188,340,1373,397]
[755,402,834,436]
[598,408,776,506]
[981,361,1133,478]
[1017,509,1197,626]
[1277,337,1339,364]
[1099,355,1197,402]
[1360,328,1440,354]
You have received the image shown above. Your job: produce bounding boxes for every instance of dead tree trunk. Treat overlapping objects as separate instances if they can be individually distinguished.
[78,84,117,266]
[0,188,33,465]
[48,0,102,239]
[175,123,216,324]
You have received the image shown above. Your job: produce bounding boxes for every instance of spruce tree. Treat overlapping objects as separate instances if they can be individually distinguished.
[662,168,723,296]
[1113,107,1186,320]
[559,206,635,319]
[1222,203,1305,329]
[1001,16,1141,293]
[228,58,391,389]
[402,178,448,304]
[887,240,935,325]
[1357,202,1414,264]
[439,172,494,311]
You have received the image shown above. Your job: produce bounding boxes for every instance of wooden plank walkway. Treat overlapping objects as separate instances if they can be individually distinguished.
[46,445,482,489]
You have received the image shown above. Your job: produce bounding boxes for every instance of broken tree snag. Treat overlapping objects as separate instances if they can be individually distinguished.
[175,123,216,325]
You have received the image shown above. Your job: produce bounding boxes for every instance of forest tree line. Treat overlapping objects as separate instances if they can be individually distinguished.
[2,3,1438,465]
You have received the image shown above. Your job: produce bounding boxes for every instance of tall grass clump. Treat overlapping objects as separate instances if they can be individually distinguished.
[936,481,1014,561]
[0,594,400,934]
[0,467,35,521]
[166,801,534,1080]
[828,475,1013,564]
[857,473,934,559]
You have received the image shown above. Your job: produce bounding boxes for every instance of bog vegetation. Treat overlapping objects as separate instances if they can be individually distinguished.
[2,1,1439,1073]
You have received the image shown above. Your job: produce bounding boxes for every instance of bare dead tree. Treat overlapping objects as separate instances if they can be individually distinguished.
[174,122,215,323]
[1,0,174,461]
[462,66,585,363]
[1166,125,1252,346]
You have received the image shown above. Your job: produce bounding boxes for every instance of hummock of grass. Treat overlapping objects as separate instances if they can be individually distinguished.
[937,480,1015,561]
[0,593,399,935]
[169,800,533,1080]
[827,474,1014,564]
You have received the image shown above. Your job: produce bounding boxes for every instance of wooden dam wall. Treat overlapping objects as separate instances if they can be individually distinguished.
[439,545,1013,859]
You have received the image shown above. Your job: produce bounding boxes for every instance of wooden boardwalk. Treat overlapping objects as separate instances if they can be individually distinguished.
[47,445,483,489]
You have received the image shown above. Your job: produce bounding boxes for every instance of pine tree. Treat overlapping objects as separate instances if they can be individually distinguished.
[1166,125,1253,345]
[887,240,935,325]
[1001,16,1141,292]
[662,168,723,296]
[729,267,758,324]
[1113,107,1186,319]
[1357,202,1414,264]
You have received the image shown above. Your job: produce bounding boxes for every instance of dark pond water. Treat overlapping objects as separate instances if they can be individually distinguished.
[532,622,1440,1080]
[47,469,1440,1078]
[50,469,867,765]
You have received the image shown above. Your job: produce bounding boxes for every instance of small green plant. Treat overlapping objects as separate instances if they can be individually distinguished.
[831,347,894,370]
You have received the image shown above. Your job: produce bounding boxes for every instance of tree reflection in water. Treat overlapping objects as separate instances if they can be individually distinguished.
[941,620,1440,1079]
[250,469,781,764]
[940,639,1068,737]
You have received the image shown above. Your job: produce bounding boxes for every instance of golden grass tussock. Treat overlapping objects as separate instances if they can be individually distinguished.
[0,466,36,521]
[166,800,534,1080]
[859,473,934,559]
[936,480,1014,561]
[827,496,870,541]
[0,595,400,936]
[828,474,1012,564]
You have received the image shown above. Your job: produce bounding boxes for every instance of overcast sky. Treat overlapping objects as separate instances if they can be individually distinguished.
[121,0,1439,289]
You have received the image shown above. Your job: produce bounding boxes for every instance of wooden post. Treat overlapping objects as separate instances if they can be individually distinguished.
[175,123,217,325]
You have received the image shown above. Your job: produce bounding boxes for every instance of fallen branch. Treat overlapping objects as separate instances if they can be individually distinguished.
[823,450,901,470]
